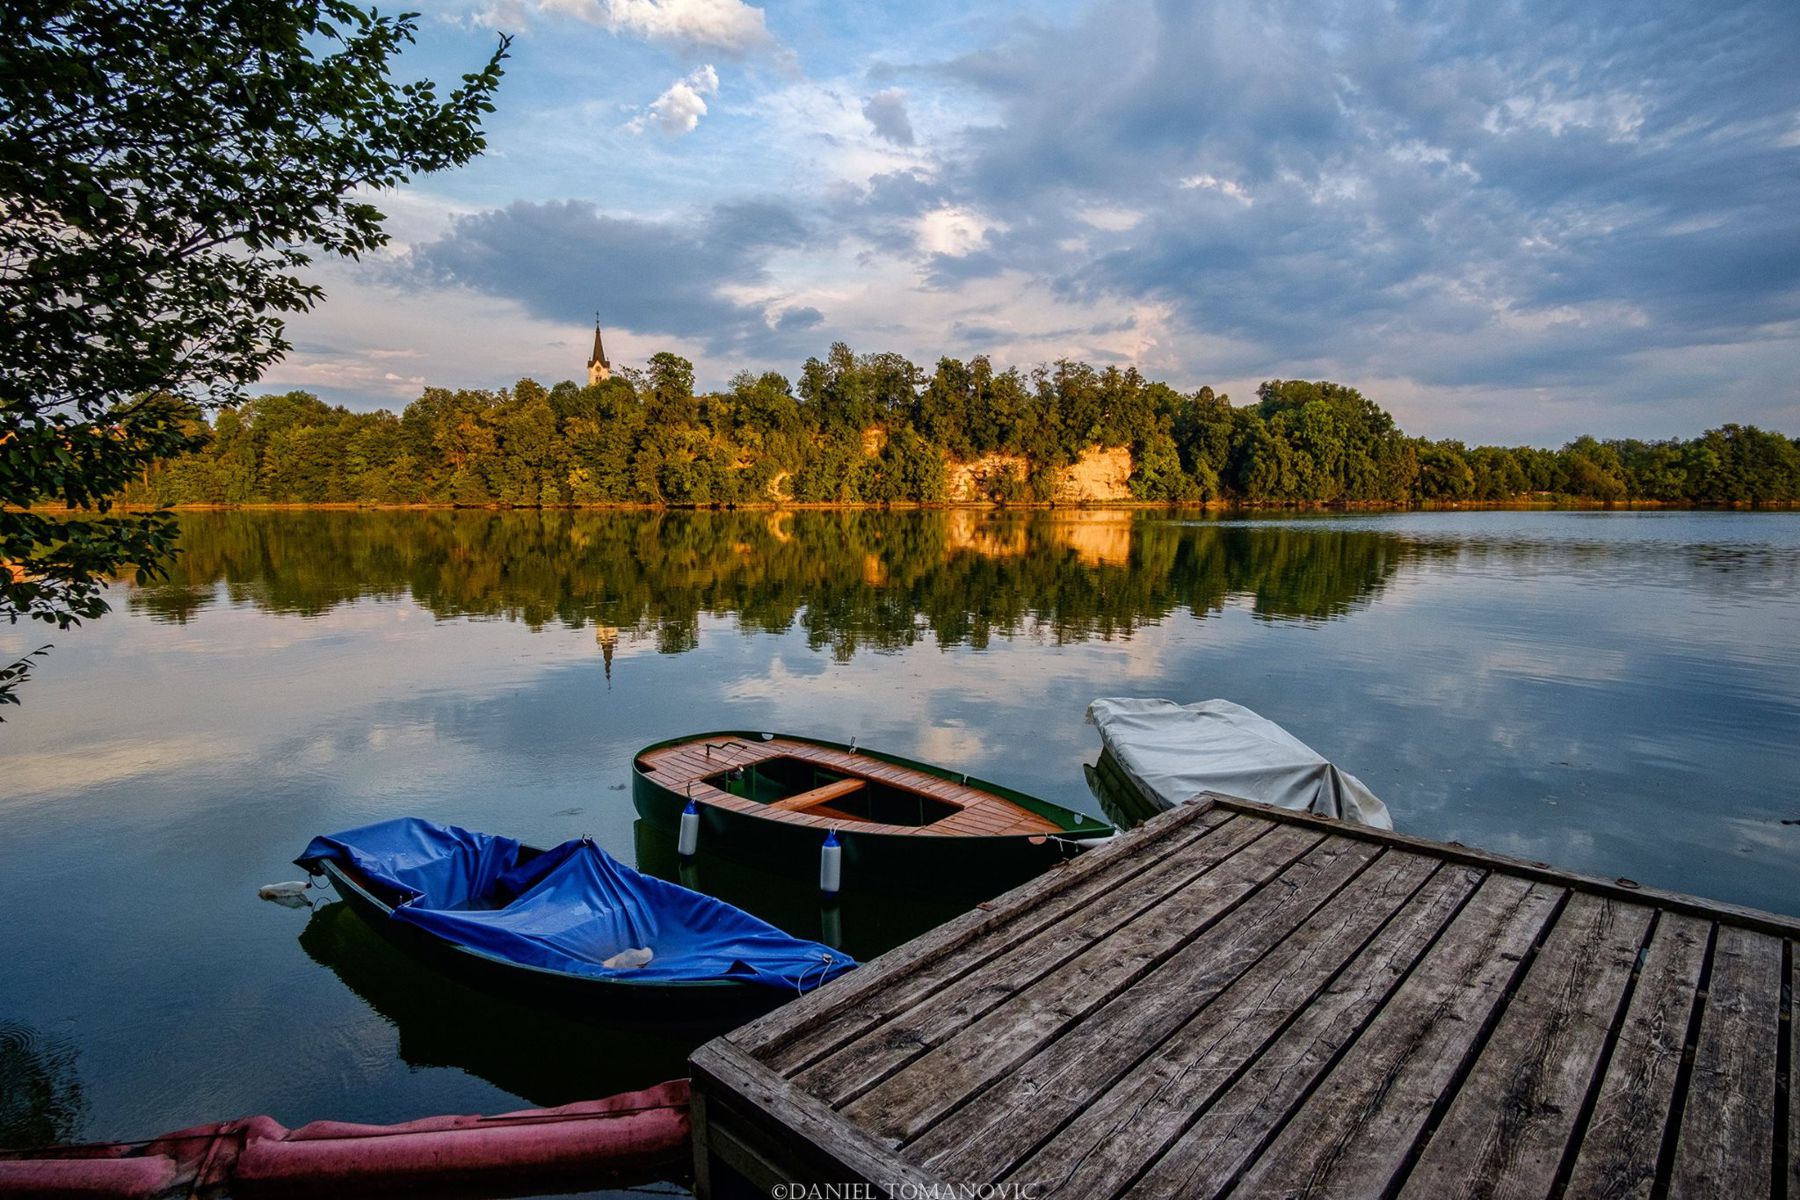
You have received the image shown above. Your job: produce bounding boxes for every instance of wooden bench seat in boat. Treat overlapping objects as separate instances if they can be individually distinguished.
[767,778,871,814]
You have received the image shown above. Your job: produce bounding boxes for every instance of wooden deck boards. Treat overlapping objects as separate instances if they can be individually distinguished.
[690,796,1800,1199]
[638,737,1064,837]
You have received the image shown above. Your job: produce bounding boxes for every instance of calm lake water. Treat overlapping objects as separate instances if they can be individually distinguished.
[3,507,1798,1150]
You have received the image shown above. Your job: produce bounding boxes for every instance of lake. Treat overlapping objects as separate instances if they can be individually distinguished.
[2,507,1797,1150]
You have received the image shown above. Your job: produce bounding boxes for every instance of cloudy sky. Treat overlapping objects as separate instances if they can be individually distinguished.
[272,0,1800,445]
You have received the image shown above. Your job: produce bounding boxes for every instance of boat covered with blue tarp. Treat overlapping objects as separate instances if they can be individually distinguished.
[297,817,854,1012]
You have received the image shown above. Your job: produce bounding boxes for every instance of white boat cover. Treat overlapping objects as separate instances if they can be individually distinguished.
[1085,698,1393,829]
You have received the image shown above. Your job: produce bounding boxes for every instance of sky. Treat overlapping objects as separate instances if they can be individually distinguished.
[270,0,1800,445]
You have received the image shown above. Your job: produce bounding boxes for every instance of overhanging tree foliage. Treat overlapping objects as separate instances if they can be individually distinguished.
[0,0,508,711]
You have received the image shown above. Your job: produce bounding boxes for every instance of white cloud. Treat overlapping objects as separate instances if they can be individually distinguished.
[1484,89,1650,142]
[630,65,720,137]
[1177,174,1254,205]
[915,206,1002,257]
[540,0,774,54]
[751,80,930,187]
[1077,206,1145,231]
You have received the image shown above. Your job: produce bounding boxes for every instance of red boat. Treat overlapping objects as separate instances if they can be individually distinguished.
[0,1079,689,1199]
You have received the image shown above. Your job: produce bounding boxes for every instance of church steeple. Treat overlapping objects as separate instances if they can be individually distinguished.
[586,313,612,386]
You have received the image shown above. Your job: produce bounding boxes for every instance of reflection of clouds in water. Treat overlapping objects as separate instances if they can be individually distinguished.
[726,615,1237,731]
[913,721,989,768]
[6,508,1800,1152]
[1475,827,1599,870]
[0,734,243,801]
[7,509,1797,906]
[1719,816,1800,854]
[0,599,624,815]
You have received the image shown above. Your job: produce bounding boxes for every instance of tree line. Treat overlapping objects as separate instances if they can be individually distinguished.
[119,346,1800,508]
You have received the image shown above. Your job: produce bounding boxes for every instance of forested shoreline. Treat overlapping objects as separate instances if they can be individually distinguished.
[118,345,1800,508]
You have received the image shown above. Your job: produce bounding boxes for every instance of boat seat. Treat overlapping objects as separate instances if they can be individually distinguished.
[767,777,867,814]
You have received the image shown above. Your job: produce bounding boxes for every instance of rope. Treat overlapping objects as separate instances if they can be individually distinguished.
[1039,834,1097,855]
[794,951,839,996]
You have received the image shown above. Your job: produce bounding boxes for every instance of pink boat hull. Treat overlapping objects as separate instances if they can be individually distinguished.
[0,1079,691,1199]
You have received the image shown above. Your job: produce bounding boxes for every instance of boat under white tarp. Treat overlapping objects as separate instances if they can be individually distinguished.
[1085,697,1393,829]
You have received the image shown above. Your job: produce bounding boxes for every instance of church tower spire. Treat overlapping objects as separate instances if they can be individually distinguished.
[586,313,612,386]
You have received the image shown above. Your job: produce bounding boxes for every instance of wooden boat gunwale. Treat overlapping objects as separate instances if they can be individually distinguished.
[632,730,1113,841]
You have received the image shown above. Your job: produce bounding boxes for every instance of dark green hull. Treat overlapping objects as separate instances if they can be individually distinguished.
[631,731,1113,896]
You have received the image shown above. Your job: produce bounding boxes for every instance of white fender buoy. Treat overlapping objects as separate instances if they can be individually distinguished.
[678,799,699,859]
[820,828,842,896]
[603,947,653,970]
[258,881,313,909]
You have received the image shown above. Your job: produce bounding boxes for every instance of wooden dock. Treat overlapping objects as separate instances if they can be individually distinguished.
[689,796,1799,1199]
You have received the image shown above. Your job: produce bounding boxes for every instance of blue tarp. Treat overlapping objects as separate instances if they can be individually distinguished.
[297,817,855,992]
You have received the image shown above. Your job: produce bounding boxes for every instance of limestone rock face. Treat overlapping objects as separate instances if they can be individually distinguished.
[1056,446,1134,502]
[944,445,1135,502]
[945,452,1030,502]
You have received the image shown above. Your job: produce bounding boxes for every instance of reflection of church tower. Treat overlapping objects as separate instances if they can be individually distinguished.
[586,316,612,386]
[596,624,618,682]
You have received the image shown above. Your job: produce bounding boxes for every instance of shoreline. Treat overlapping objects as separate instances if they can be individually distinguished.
[100,497,1800,514]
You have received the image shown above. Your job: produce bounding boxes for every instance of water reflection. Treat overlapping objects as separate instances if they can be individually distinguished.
[1085,749,1162,831]
[283,827,965,1128]
[0,1021,86,1151]
[128,509,1429,642]
[632,821,972,961]
[296,902,695,1107]
[5,507,1798,1150]
[131,510,1800,653]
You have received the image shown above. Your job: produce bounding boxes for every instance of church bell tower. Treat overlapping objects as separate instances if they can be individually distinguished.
[586,315,612,386]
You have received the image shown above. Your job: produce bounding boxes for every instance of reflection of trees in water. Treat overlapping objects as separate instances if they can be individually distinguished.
[127,510,1424,648]
[0,1020,87,1149]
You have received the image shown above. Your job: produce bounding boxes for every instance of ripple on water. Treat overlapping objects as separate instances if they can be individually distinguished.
[0,1020,88,1149]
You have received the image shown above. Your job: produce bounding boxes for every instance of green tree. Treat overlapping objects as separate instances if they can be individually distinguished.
[0,0,508,708]
[1556,436,1626,500]
[1415,440,1475,500]
[1468,446,1528,501]
[643,354,698,426]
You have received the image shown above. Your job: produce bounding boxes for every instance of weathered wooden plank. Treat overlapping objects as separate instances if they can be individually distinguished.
[701,1122,792,1198]
[689,1040,943,1193]
[1080,863,1484,1200]
[790,814,1282,1100]
[994,852,1450,1200]
[1199,874,1565,1200]
[1668,925,1783,1200]
[689,1089,714,1200]
[730,802,1229,1064]
[1560,913,1710,1200]
[1206,796,1800,940]
[913,841,1419,1181]
[1788,940,1797,1200]
[777,819,1244,1075]
[1396,892,1653,1199]
[838,823,1326,1140]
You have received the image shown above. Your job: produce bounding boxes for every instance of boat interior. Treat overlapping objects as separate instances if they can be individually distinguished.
[637,737,1067,838]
